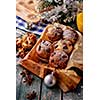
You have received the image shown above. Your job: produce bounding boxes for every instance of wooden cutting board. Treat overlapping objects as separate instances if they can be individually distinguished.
[18,23,83,92]
[16,0,40,23]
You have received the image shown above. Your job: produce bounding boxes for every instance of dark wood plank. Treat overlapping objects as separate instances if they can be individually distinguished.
[63,89,83,100]
[41,82,62,100]
[16,65,42,100]
[63,92,80,100]
[63,80,83,100]
[16,64,24,100]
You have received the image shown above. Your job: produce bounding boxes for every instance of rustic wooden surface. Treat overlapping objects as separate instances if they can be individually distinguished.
[16,60,83,100]
[16,29,83,100]
[16,1,83,98]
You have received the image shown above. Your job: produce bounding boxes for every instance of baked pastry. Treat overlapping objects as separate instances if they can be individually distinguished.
[53,39,73,54]
[16,38,22,49]
[36,40,53,61]
[47,26,63,42]
[16,48,28,58]
[22,32,36,50]
[49,50,68,69]
[16,32,36,58]
[63,28,78,44]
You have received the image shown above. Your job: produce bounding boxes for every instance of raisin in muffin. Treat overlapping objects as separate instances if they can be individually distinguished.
[53,39,73,54]
[47,26,63,42]
[36,40,53,61]
[49,50,68,69]
[63,28,78,44]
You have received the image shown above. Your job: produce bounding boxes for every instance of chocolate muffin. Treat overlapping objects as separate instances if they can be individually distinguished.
[47,26,63,42]
[63,28,78,44]
[36,40,53,60]
[49,50,69,69]
[53,39,73,54]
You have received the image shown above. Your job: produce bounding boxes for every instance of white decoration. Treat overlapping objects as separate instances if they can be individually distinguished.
[44,72,56,87]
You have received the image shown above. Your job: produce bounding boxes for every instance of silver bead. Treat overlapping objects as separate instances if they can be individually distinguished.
[44,72,56,87]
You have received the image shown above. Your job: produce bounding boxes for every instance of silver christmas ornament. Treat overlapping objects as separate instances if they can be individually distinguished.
[44,72,56,87]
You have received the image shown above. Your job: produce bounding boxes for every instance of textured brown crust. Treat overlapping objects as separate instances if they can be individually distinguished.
[49,50,69,69]
[53,39,73,54]
[16,32,37,58]
[63,27,79,44]
[47,26,63,42]
[18,23,83,92]
[36,40,53,62]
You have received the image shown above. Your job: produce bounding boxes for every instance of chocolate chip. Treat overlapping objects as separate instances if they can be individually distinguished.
[63,45,68,49]
[51,53,54,57]
[25,41,28,44]
[51,59,54,63]
[54,52,56,55]
[28,1,33,4]
[57,65,61,68]
[42,40,45,44]
[30,42,33,45]
[55,33,57,36]
[46,48,50,53]
[38,45,41,51]
[68,43,72,46]
[62,55,67,58]
[45,43,48,46]
[55,45,58,48]
[56,27,63,33]
[51,52,56,56]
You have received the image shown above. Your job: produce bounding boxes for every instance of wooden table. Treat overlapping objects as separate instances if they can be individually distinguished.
[16,0,83,99]
[16,58,83,100]
[16,27,83,100]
